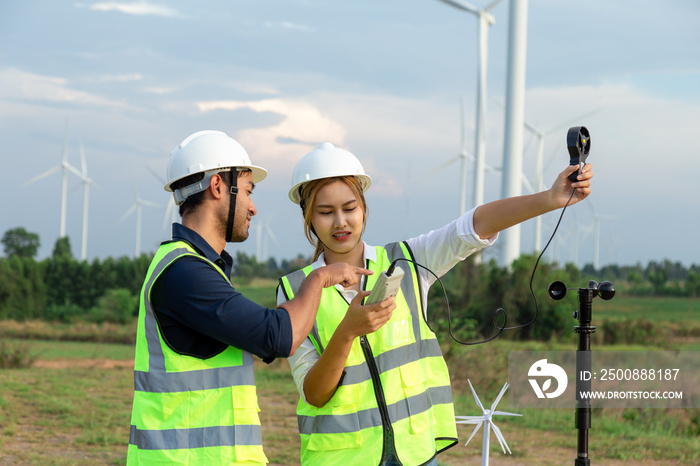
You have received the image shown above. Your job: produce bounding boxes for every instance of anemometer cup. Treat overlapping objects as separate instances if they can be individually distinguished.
[548,281,567,300]
[594,280,616,301]
[567,126,591,182]
[547,280,615,302]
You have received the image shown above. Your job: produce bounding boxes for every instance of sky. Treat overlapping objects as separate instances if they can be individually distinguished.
[1,0,699,270]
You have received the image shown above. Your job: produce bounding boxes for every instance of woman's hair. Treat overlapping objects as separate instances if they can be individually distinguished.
[298,176,368,261]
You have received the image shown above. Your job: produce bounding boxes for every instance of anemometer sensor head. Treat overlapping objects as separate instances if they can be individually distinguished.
[566,126,590,182]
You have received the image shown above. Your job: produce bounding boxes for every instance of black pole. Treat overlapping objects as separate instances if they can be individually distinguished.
[573,288,596,466]
[548,279,615,466]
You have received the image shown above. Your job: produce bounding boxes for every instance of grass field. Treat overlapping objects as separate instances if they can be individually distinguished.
[594,295,700,322]
[1,289,698,465]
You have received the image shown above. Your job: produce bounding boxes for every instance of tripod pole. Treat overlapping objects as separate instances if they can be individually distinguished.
[573,288,596,465]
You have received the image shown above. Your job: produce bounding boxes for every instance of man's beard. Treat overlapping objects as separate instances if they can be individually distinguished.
[218,204,248,243]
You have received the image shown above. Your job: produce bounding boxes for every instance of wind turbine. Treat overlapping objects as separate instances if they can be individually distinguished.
[77,140,98,261]
[118,179,159,257]
[580,199,617,271]
[146,165,179,232]
[424,98,499,217]
[436,0,504,211]
[491,97,602,253]
[255,216,278,263]
[456,379,521,465]
[21,121,82,238]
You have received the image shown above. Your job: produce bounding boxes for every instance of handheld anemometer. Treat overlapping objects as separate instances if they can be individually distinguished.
[567,126,591,181]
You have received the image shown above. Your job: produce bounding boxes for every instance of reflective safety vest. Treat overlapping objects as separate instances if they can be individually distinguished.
[127,241,268,465]
[279,242,458,466]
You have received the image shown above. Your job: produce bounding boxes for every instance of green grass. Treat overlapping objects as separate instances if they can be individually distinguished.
[234,278,278,308]
[1,358,132,465]
[1,292,698,464]
[595,295,700,322]
[2,338,134,361]
[1,338,698,464]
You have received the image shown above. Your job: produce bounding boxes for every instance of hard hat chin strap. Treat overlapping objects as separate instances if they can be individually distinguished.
[225,169,238,242]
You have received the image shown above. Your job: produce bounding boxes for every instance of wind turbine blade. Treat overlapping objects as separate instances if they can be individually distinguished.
[543,108,603,136]
[468,380,486,413]
[65,162,83,179]
[146,164,166,184]
[490,383,509,411]
[163,198,176,230]
[79,140,87,177]
[459,96,467,152]
[68,182,82,196]
[131,177,139,200]
[266,226,278,245]
[118,205,137,224]
[484,0,505,12]
[456,415,485,424]
[423,155,459,181]
[484,162,500,174]
[464,421,483,446]
[492,411,522,417]
[436,0,480,15]
[21,165,61,186]
[141,200,160,208]
[490,421,511,454]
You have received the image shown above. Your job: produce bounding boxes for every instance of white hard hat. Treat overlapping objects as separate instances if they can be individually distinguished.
[288,142,372,204]
[165,130,267,205]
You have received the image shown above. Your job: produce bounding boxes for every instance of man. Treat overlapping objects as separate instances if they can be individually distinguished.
[127,130,370,465]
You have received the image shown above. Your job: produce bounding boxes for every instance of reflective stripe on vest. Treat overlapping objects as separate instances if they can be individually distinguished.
[280,242,458,465]
[298,385,452,435]
[128,242,267,464]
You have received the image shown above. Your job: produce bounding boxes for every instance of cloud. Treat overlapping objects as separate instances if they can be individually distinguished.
[197,98,347,168]
[83,2,183,18]
[91,73,145,83]
[263,21,315,33]
[0,68,128,109]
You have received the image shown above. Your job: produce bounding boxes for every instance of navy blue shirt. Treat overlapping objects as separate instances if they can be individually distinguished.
[150,223,293,363]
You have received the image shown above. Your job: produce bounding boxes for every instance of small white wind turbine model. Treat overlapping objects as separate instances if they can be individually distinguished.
[456,379,521,465]
[119,179,159,257]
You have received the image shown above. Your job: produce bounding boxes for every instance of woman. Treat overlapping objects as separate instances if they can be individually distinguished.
[277,142,594,466]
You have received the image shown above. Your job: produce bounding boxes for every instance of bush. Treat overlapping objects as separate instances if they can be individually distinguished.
[0,340,39,368]
[43,302,85,323]
[599,318,669,347]
[88,288,138,324]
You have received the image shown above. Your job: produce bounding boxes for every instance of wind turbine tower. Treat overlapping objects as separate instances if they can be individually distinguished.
[436,0,504,210]
[119,180,160,257]
[77,140,96,261]
[500,0,529,267]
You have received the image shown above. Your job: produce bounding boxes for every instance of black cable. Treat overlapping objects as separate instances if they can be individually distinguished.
[501,187,577,331]
[386,188,576,346]
[387,187,578,344]
[389,258,507,345]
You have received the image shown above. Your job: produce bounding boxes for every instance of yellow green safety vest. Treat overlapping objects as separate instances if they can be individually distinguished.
[127,241,268,465]
[279,242,458,466]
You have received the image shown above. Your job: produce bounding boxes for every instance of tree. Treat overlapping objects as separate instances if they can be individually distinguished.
[52,237,72,259]
[2,227,40,258]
